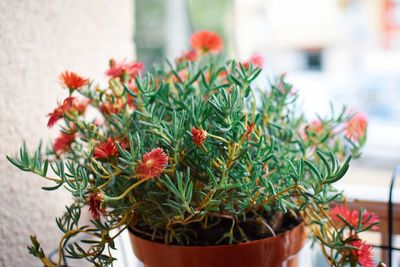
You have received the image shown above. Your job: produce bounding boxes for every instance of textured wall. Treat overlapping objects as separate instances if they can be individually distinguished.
[0,1,134,265]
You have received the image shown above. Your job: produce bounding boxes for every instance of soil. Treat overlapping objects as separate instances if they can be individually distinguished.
[129,212,302,246]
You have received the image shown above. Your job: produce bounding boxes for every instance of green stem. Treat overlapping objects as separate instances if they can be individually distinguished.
[207,133,229,143]
[250,87,256,121]
[152,129,172,144]
[104,178,150,202]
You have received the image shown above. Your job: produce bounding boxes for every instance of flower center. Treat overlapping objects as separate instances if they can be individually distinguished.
[145,159,154,168]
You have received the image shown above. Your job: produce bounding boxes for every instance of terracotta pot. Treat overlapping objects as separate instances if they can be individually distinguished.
[129,222,307,267]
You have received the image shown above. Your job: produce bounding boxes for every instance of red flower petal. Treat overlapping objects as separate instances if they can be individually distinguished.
[136,148,168,179]
[47,97,89,128]
[105,59,144,80]
[47,107,64,128]
[192,127,207,146]
[243,54,264,68]
[345,113,367,141]
[361,210,380,231]
[93,137,119,159]
[191,31,223,54]
[59,71,88,90]
[88,192,105,220]
[176,50,198,63]
[350,240,375,267]
[330,205,379,230]
[53,132,75,155]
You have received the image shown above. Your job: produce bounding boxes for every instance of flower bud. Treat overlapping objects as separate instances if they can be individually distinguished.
[109,78,124,97]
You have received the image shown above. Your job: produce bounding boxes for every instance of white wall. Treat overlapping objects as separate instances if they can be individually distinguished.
[0,1,134,266]
[165,0,191,60]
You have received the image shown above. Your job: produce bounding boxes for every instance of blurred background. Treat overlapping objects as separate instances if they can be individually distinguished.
[1,0,399,266]
[137,0,400,168]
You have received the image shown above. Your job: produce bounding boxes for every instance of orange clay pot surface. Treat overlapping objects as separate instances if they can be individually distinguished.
[129,222,307,267]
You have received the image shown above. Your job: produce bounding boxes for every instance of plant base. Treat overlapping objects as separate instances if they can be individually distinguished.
[129,222,306,267]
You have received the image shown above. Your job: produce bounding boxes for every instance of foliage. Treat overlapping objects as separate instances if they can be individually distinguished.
[7,31,378,267]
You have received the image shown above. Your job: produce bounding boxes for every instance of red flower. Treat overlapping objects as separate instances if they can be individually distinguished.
[176,50,198,63]
[99,99,125,116]
[191,31,223,54]
[59,71,88,91]
[47,97,89,128]
[47,107,64,127]
[62,96,75,108]
[126,85,139,109]
[192,127,207,146]
[136,148,168,179]
[118,138,130,150]
[62,97,89,114]
[53,132,75,155]
[308,120,323,132]
[302,120,325,141]
[72,99,90,114]
[93,137,119,159]
[243,54,264,68]
[105,59,144,80]
[349,240,375,267]
[88,192,105,220]
[330,205,379,230]
[345,113,367,141]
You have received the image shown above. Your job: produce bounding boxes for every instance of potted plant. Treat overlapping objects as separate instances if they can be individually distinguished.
[7,30,382,267]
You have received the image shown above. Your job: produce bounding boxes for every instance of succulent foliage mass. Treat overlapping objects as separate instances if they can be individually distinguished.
[8,31,377,267]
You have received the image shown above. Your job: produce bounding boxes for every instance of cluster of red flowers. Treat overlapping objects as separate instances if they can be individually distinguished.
[136,148,168,179]
[192,127,207,146]
[87,148,168,220]
[49,72,89,156]
[330,205,378,266]
[303,112,367,145]
[104,59,143,110]
[47,97,89,128]
[59,71,89,91]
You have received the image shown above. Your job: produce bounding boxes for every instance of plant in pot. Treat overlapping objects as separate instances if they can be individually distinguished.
[8,30,382,267]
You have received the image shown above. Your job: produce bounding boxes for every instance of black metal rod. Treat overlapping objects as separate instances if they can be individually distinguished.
[388,164,400,267]
[372,245,400,251]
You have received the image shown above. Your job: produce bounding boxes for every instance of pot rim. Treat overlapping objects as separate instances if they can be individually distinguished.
[128,220,305,249]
